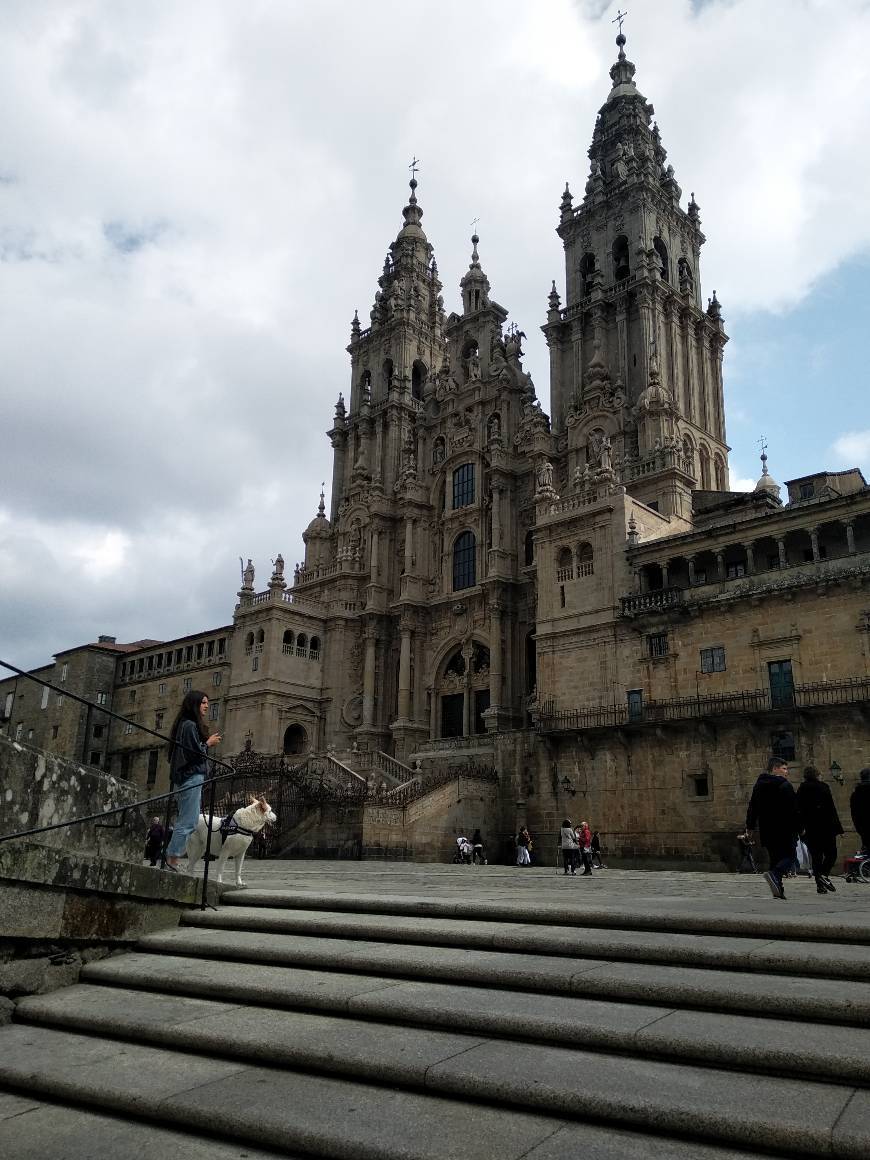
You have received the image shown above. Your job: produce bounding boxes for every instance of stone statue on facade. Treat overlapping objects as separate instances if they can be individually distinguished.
[242,559,255,590]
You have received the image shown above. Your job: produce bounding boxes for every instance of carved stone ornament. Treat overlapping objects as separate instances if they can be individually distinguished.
[341,694,364,728]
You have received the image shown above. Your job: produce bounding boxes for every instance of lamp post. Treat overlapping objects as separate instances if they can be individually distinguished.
[829,760,844,786]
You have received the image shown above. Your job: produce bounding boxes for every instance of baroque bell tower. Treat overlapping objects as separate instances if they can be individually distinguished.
[543,27,730,518]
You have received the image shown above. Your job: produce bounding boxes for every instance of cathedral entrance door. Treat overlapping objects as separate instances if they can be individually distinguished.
[441,693,464,738]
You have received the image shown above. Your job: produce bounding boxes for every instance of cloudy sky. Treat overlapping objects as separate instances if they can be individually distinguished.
[1,0,869,672]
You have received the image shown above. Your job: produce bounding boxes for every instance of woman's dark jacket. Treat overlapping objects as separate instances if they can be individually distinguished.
[851,783,870,837]
[796,779,843,840]
[169,719,208,786]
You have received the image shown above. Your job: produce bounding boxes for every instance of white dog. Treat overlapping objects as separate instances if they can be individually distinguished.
[186,795,276,887]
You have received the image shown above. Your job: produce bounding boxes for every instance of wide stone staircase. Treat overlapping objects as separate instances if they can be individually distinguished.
[1,883,870,1159]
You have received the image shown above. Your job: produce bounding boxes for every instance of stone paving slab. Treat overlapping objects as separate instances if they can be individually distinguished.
[17,983,492,1084]
[523,1122,783,1160]
[181,903,870,978]
[136,926,870,1024]
[0,1024,569,1160]
[227,884,870,942]
[55,969,870,1086]
[0,1095,291,1159]
[427,1039,854,1157]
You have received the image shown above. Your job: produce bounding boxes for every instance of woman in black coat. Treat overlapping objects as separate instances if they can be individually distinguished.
[796,766,844,893]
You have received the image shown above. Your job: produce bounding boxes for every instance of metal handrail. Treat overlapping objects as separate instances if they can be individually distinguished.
[0,657,240,909]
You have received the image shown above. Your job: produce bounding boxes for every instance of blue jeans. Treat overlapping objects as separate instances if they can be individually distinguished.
[166,771,205,858]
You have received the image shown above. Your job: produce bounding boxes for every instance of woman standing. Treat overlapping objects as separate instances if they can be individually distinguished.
[164,690,221,870]
[575,820,593,876]
[559,818,578,875]
[796,766,844,893]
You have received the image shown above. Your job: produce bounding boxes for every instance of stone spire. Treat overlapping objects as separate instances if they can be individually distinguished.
[460,230,491,315]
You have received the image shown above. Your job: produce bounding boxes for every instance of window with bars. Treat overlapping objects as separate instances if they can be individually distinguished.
[452,463,475,509]
[453,531,476,591]
[700,646,726,673]
[646,632,669,659]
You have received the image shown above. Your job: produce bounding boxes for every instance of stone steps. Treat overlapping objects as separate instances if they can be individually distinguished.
[0,1089,289,1160]
[1,886,869,1157]
[179,902,870,979]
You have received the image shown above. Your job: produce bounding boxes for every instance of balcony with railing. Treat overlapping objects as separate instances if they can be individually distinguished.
[620,587,685,617]
[537,675,870,733]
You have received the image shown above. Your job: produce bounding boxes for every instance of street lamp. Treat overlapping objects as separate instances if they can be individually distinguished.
[829,760,844,786]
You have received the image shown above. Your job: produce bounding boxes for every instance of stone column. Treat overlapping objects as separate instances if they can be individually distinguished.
[362,630,377,727]
[491,485,502,551]
[370,526,380,578]
[462,641,474,737]
[810,526,820,563]
[744,543,755,575]
[845,520,856,555]
[687,557,696,586]
[661,560,670,588]
[777,537,787,569]
[404,518,415,573]
[715,550,725,581]
[489,604,503,711]
[397,627,412,720]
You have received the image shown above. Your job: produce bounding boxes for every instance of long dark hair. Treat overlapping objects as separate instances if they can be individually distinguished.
[167,689,209,758]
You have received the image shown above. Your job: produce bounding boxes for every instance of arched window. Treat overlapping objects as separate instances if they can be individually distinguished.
[382,358,394,394]
[714,454,726,492]
[309,635,321,660]
[653,237,669,283]
[411,360,426,401]
[360,368,371,397]
[283,724,307,754]
[453,463,475,509]
[579,252,596,294]
[612,235,630,281]
[524,529,535,566]
[577,542,594,577]
[282,630,294,655]
[444,649,466,677]
[699,445,711,490]
[256,628,265,644]
[556,546,574,582]
[245,631,254,651]
[295,632,308,657]
[453,531,476,591]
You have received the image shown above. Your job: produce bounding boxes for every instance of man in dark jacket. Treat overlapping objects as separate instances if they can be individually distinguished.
[745,756,799,900]
[851,768,870,854]
[796,767,844,894]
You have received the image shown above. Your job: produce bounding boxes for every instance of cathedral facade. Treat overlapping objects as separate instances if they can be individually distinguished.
[4,33,869,864]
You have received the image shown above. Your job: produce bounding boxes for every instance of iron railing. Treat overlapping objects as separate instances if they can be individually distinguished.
[538,675,870,733]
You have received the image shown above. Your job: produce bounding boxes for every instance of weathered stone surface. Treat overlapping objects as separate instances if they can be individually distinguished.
[0,1101,290,1160]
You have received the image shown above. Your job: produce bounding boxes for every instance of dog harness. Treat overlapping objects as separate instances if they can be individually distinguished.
[219,815,256,840]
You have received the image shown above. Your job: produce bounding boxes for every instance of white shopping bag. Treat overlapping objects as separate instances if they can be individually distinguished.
[796,839,812,874]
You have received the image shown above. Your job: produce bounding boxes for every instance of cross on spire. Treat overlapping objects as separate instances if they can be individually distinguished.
[409,156,420,181]
[612,9,628,36]
[470,216,480,231]
[757,435,768,457]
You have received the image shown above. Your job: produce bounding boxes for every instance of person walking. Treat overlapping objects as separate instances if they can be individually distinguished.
[471,828,487,865]
[796,766,844,893]
[575,820,593,875]
[516,826,532,866]
[559,818,578,875]
[590,830,604,869]
[745,755,799,900]
[144,817,165,866]
[164,690,221,870]
[851,768,870,854]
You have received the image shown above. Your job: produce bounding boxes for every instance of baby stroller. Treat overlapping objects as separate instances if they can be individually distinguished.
[843,852,870,884]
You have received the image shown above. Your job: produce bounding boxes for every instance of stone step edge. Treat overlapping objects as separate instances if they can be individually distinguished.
[219,888,870,945]
[131,936,870,1025]
[177,912,870,981]
[41,976,870,1088]
[0,1022,855,1160]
